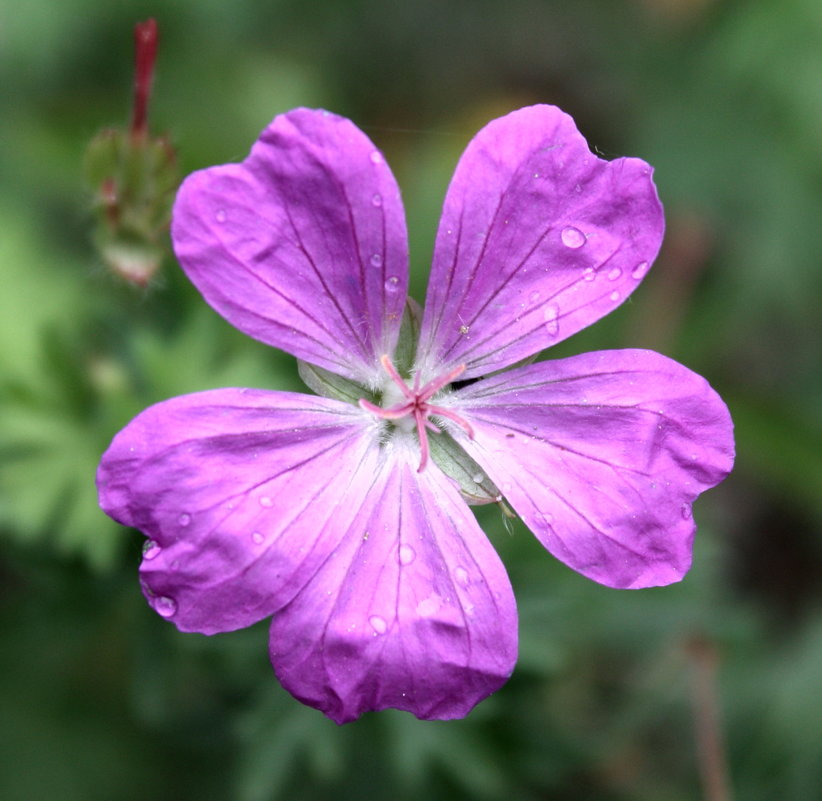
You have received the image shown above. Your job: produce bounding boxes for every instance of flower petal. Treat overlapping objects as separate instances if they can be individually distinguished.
[269,434,517,724]
[445,350,734,588]
[172,109,409,385]
[416,105,664,381]
[97,391,517,721]
[97,388,386,633]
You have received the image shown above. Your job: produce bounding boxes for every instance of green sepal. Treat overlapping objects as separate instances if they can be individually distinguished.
[393,296,422,376]
[297,361,372,404]
[298,298,423,404]
[428,432,502,506]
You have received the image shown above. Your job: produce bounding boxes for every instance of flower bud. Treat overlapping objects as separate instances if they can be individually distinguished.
[84,19,179,286]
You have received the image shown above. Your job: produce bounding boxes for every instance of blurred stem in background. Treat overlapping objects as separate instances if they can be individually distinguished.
[687,634,733,801]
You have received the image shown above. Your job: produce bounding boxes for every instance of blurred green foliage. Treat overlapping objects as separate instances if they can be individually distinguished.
[1,1,821,800]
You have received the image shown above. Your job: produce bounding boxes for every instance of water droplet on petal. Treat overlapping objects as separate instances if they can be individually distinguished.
[370,150,383,164]
[416,597,439,618]
[259,496,273,508]
[251,531,265,545]
[370,253,383,268]
[178,513,191,527]
[385,275,400,292]
[609,290,620,302]
[471,473,484,484]
[371,192,383,207]
[398,544,416,565]
[681,502,692,520]
[454,566,469,587]
[369,615,387,634]
[154,596,177,618]
[215,209,226,223]
[543,304,560,336]
[142,540,162,559]
[561,226,586,249]
[632,261,649,279]
[607,267,622,281]
[582,267,596,282]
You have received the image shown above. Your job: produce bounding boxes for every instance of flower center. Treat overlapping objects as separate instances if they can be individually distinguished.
[359,355,474,472]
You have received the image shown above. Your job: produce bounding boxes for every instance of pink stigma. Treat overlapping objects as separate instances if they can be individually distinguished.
[359,355,474,472]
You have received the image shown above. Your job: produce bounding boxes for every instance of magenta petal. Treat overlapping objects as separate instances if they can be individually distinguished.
[172,109,409,384]
[269,440,517,724]
[97,388,386,633]
[417,105,664,380]
[447,350,734,589]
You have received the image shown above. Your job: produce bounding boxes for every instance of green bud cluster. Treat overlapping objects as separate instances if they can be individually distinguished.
[84,19,179,286]
[85,128,178,286]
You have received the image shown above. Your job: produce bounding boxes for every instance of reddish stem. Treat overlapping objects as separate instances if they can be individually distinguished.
[131,19,158,138]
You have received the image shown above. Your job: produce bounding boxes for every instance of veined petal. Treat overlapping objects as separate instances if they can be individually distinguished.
[416,105,663,381]
[172,109,409,386]
[445,350,734,589]
[97,388,386,633]
[270,434,517,724]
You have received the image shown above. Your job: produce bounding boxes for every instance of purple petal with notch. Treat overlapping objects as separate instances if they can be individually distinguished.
[416,105,664,381]
[444,350,734,588]
[270,437,517,723]
[97,388,388,633]
[172,109,409,385]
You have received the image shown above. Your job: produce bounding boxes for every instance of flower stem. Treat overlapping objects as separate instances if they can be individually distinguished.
[686,635,734,801]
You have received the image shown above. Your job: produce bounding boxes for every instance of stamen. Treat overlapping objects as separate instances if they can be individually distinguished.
[423,419,440,434]
[414,412,431,472]
[426,405,475,439]
[358,397,413,420]
[379,354,415,401]
[361,355,475,472]
[417,363,467,401]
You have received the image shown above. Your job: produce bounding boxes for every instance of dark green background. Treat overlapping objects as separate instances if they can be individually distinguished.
[2,1,821,799]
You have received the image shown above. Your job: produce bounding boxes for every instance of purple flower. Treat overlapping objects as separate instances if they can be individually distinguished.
[97,105,734,723]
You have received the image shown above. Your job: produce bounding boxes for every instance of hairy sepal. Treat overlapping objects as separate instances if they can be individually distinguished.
[428,431,501,505]
[297,360,372,404]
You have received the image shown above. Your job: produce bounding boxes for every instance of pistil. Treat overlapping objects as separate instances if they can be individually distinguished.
[360,355,475,472]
